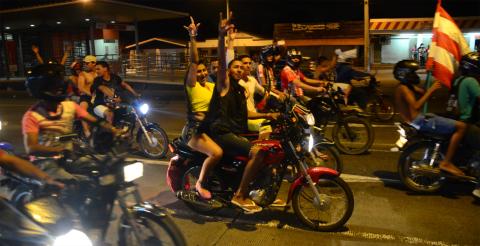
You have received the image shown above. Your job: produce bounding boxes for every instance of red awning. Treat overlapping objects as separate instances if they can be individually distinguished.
[370,17,480,32]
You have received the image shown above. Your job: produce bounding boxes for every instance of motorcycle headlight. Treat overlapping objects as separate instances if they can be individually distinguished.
[124,162,144,182]
[139,103,150,115]
[305,113,315,126]
[53,229,92,246]
[308,134,314,152]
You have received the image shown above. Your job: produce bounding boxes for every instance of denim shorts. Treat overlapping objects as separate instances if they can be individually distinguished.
[410,113,457,135]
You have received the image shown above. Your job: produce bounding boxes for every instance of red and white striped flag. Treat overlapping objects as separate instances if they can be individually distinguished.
[426,0,471,88]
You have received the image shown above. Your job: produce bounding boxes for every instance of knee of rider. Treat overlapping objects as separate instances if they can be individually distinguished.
[210,146,223,160]
[250,146,265,157]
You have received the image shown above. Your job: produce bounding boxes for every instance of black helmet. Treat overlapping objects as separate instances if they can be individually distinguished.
[393,60,420,84]
[286,49,302,68]
[460,52,480,77]
[25,64,67,102]
[260,45,279,65]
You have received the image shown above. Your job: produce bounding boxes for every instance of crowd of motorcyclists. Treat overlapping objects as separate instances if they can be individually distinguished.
[0,10,479,245]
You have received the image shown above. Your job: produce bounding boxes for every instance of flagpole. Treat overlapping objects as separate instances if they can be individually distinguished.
[422,71,433,113]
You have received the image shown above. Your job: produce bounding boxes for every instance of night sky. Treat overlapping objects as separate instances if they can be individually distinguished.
[2,0,479,40]
[131,0,480,40]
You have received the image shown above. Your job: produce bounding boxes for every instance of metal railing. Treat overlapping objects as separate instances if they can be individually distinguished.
[120,53,188,84]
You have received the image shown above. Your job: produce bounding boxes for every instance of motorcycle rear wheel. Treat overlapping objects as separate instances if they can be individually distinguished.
[292,176,354,231]
[118,213,186,246]
[139,127,169,159]
[332,116,374,155]
[398,141,445,193]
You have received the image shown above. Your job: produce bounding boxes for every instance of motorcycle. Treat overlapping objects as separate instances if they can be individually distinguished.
[306,84,374,155]
[0,172,93,246]
[352,75,395,122]
[168,99,354,231]
[396,122,480,194]
[90,98,169,159]
[6,135,186,246]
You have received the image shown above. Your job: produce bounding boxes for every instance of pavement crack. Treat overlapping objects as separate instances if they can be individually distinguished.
[210,211,243,246]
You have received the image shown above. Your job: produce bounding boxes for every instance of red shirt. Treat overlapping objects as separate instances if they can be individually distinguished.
[281,66,306,96]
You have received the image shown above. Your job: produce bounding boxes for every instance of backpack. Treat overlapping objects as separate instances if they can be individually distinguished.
[445,76,467,119]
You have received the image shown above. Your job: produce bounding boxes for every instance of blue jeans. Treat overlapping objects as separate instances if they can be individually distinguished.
[410,113,457,135]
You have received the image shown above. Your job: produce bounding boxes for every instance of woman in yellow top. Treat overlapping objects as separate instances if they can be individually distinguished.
[183,17,223,200]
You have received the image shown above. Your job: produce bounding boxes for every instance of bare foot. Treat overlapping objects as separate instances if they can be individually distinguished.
[439,161,465,176]
[195,181,211,200]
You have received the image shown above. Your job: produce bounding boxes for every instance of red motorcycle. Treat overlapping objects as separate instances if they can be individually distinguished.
[167,100,354,231]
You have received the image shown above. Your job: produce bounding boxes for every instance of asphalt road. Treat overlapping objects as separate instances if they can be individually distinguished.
[0,81,478,245]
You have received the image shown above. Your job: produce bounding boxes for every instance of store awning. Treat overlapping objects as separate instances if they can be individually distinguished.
[0,0,189,30]
[370,17,480,33]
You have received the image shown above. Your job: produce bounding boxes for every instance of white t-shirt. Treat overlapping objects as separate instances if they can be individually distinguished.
[239,75,265,113]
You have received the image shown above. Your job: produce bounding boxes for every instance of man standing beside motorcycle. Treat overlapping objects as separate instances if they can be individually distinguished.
[77,55,98,138]
[22,64,120,179]
[205,13,278,213]
[91,61,140,124]
[393,60,467,177]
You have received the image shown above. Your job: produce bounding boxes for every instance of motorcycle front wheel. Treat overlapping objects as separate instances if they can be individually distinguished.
[398,141,445,193]
[138,127,169,159]
[332,116,374,155]
[305,144,343,174]
[292,176,354,231]
[118,213,186,246]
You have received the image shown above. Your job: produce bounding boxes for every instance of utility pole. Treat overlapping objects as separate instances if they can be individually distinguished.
[364,0,370,72]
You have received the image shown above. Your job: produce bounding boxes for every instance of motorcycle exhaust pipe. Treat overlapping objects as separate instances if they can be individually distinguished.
[175,190,223,209]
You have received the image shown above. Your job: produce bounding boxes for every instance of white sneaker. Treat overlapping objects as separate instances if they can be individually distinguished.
[472,188,480,199]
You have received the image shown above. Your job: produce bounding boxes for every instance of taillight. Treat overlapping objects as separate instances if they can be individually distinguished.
[168,143,176,153]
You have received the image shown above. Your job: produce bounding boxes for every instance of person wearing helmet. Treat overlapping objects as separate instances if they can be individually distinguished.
[257,45,286,102]
[22,64,120,179]
[452,52,480,125]
[394,60,467,177]
[280,48,326,101]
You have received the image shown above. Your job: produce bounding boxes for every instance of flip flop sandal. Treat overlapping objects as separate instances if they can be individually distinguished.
[231,199,262,213]
[269,198,287,207]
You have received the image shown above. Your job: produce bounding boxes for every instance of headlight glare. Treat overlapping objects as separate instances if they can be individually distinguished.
[53,229,92,246]
[139,103,150,114]
[124,162,144,182]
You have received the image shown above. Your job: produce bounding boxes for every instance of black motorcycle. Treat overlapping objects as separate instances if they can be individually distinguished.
[7,137,186,246]
[397,122,480,194]
[90,99,169,159]
[352,75,395,122]
[0,172,93,246]
[306,84,374,155]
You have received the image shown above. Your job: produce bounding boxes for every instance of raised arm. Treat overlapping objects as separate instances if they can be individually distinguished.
[226,28,236,65]
[216,12,234,94]
[184,16,201,88]
[60,44,72,65]
[32,45,44,64]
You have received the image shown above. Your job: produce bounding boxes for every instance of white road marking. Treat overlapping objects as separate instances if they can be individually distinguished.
[131,158,400,183]
[161,202,456,246]
[256,222,456,246]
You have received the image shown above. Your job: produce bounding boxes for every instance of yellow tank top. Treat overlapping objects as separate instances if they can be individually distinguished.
[186,81,215,112]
